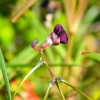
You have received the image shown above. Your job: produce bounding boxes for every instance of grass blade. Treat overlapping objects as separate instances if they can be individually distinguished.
[0,49,12,100]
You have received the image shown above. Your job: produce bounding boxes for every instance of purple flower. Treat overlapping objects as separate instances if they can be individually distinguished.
[53,24,68,44]
[32,24,68,51]
[54,24,64,35]
[41,24,68,49]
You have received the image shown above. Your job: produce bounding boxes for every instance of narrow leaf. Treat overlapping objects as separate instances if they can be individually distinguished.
[14,61,43,95]
[61,79,93,100]
[55,80,65,100]
[81,51,100,61]
[0,49,12,100]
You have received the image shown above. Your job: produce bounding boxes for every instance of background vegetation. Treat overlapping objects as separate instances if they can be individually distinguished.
[0,0,100,100]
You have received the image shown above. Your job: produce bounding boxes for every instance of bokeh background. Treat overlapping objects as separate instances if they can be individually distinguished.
[0,0,100,100]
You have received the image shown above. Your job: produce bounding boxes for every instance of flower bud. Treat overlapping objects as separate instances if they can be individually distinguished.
[31,40,40,51]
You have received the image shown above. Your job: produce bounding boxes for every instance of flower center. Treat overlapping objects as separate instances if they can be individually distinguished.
[57,30,65,36]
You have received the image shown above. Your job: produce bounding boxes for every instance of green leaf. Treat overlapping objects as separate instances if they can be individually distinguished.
[0,49,12,100]
[55,81,65,100]
[81,51,100,62]
[61,79,93,100]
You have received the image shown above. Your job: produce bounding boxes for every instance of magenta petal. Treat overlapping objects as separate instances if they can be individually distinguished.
[47,32,60,45]
[47,24,68,45]
[53,24,68,44]
[53,24,64,36]
[59,33,68,44]
[51,32,60,45]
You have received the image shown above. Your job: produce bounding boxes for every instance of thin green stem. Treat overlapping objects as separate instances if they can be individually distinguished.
[55,80,65,100]
[61,79,93,100]
[40,50,55,78]
[43,85,51,100]
[43,79,55,100]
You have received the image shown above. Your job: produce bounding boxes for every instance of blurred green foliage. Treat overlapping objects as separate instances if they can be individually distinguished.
[0,0,100,100]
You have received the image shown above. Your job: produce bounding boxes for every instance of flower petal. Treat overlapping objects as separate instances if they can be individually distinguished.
[53,24,68,44]
[53,24,64,36]
[51,32,60,45]
[59,32,68,44]
[47,32,60,45]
